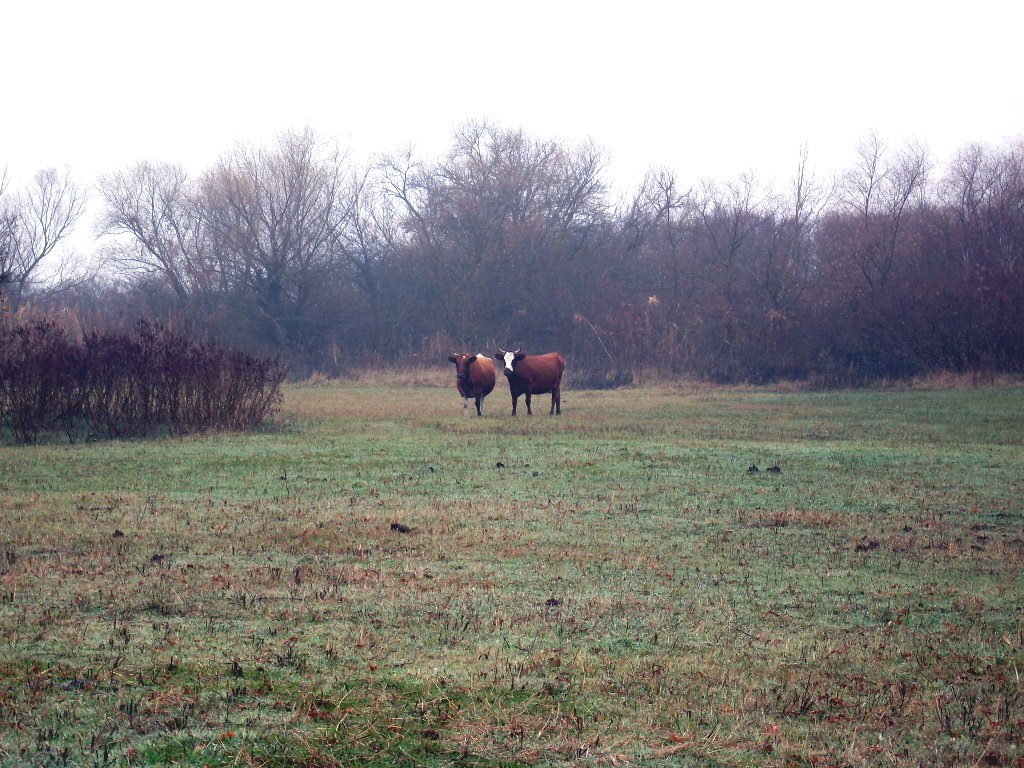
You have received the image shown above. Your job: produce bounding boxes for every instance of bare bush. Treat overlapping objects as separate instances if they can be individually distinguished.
[0,316,286,444]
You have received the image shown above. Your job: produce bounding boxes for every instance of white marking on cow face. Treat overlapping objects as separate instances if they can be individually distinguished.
[501,351,516,375]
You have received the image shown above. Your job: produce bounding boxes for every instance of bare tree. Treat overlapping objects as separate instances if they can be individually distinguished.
[380,119,610,345]
[198,127,360,361]
[838,132,932,295]
[766,146,833,308]
[95,130,375,370]
[336,166,398,347]
[0,167,87,310]
[0,171,15,295]
[941,140,1024,273]
[739,148,836,377]
[96,161,214,304]
[616,168,696,371]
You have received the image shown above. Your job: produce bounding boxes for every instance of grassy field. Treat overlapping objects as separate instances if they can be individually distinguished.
[1,382,1022,767]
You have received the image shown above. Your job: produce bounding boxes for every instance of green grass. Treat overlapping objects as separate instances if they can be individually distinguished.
[1,383,1022,766]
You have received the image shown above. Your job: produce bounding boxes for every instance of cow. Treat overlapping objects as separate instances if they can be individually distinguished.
[496,348,565,415]
[447,353,496,416]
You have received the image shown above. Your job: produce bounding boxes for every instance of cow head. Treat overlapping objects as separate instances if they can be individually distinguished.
[448,353,478,386]
[495,347,525,377]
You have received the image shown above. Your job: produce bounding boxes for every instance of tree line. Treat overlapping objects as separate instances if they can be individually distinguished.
[3,121,1022,385]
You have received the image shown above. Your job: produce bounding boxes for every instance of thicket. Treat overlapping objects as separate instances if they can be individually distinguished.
[0,317,287,444]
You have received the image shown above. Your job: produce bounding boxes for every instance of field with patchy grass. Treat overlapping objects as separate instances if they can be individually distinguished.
[1,383,1022,767]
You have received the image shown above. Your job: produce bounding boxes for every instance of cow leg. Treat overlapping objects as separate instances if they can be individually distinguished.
[475,395,484,416]
[525,393,533,415]
[511,395,518,415]
[463,396,469,415]
[551,386,561,415]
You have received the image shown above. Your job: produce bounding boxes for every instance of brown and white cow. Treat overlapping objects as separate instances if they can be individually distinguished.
[447,353,496,416]
[496,348,565,415]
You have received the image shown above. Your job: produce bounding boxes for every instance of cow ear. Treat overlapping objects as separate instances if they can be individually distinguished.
[448,354,458,364]
[466,354,477,364]
[514,352,526,361]
[495,350,504,360]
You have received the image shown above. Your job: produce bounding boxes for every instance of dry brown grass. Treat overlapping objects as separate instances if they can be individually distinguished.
[303,365,1024,397]
[909,370,1024,390]
[304,366,452,389]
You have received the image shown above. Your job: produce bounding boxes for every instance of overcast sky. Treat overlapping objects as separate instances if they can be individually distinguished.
[3,0,1022,198]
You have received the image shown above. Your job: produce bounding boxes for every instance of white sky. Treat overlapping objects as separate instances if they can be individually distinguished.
[3,0,1023,201]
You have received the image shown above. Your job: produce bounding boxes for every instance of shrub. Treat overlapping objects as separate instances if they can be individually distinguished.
[0,317,287,444]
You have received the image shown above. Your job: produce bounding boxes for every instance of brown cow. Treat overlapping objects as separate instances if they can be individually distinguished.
[447,353,496,416]
[496,348,565,415]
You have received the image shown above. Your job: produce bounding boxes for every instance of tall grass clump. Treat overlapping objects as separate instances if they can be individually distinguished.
[0,316,286,443]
